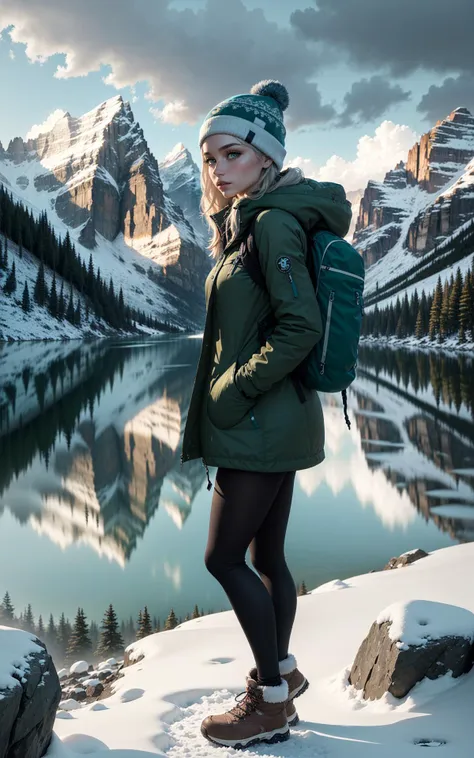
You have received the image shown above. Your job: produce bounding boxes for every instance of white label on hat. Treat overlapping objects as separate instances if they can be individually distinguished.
[254,117,266,128]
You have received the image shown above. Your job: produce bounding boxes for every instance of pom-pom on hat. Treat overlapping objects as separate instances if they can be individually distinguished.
[199,80,289,170]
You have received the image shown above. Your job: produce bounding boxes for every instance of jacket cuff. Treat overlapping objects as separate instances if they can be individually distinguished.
[234,367,258,399]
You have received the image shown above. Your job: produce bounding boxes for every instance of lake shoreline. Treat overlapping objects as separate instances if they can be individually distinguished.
[360,334,474,354]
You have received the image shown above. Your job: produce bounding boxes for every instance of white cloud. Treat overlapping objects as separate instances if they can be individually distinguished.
[0,0,334,129]
[150,101,193,126]
[25,108,66,140]
[286,120,419,192]
[8,49,14,60]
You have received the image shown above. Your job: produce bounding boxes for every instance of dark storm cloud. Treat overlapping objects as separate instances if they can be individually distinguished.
[336,76,411,128]
[0,0,335,130]
[291,0,474,78]
[417,75,474,122]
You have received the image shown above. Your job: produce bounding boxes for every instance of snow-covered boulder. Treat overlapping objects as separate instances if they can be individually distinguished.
[0,626,61,758]
[57,698,82,712]
[349,600,474,699]
[68,660,89,676]
[383,548,429,570]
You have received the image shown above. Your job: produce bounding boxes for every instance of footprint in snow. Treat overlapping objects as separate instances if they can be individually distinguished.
[164,689,327,757]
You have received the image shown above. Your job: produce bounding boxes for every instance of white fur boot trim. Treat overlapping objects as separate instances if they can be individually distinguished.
[260,678,289,704]
[278,653,297,676]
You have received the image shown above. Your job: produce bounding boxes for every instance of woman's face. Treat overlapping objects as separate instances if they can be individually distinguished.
[202,133,272,199]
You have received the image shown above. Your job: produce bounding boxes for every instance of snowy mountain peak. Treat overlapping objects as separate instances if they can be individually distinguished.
[354,105,474,269]
[160,142,195,173]
[159,143,208,244]
[1,96,211,322]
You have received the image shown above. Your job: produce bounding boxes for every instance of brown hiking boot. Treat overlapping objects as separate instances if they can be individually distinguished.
[201,677,289,750]
[249,654,309,727]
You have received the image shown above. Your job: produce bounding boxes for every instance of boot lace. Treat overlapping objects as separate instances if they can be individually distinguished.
[228,685,262,720]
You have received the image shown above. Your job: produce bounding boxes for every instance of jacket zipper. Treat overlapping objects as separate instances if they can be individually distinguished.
[321,264,364,282]
[288,272,298,297]
[320,291,335,375]
[231,254,242,275]
[250,411,259,429]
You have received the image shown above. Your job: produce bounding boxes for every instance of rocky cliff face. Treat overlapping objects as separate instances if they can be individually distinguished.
[0,96,210,300]
[353,108,474,269]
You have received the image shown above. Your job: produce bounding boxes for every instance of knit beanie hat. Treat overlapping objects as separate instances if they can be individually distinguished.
[198,80,289,171]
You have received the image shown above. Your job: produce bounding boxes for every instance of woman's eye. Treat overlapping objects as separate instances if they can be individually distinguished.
[204,151,240,165]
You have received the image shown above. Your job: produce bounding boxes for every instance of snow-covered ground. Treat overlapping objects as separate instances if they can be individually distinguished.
[2,541,464,756]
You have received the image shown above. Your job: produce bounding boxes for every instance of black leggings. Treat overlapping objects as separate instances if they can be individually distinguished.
[204,467,297,682]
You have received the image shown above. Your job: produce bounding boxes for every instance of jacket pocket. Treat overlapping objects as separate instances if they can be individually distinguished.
[207,362,256,430]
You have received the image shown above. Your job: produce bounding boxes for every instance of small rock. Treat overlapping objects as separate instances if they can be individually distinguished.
[124,650,144,667]
[86,682,104,697]
[68,688,87,702]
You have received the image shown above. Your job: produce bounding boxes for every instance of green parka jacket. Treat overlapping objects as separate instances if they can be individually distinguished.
[180,178,351,474]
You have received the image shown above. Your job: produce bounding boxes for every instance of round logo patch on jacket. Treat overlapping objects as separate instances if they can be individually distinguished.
[276,255,292,273]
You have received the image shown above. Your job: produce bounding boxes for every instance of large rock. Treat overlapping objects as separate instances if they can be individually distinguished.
[383,548,429,570]
[0,628,61,758]
[349,600,474,700]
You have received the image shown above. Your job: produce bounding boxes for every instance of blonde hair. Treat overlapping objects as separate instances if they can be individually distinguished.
[200,136,304,260]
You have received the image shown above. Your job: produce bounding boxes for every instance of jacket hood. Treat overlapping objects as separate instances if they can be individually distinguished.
[235,178,352,239]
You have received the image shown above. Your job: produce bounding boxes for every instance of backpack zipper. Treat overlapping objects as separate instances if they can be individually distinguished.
[321,264,364,282]
[320,290,335,374]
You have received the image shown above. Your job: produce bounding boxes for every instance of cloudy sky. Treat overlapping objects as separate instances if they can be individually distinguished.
[0,0,472,191]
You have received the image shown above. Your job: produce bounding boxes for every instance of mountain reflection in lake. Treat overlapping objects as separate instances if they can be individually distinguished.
[0,338,473,634]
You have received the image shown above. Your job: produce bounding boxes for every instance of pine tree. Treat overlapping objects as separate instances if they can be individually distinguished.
[135,610,143,640]
[56,613,69,657]
[191,604,200,619]
[298,581,308,596]
[34,260,48,306]
[0,591,15,623]
[137,606,153,639]
[37,615,45,639]
[449,267,463,335]
[65,286,75,324]
[74,299,81,326]
[96,604,125,657]
[164,609,178,631]
[439,280,450,341]
[415,291,429,339]
[23,603,35,633]
[48,273,58,318]
[21,281,31,312]
[58,281,66,320]
[459,273,473,342]
[396,293,410,338]
[67,607,92,660]
[3,260,17,294]
[429,276,443,341]
[46,614,56,647]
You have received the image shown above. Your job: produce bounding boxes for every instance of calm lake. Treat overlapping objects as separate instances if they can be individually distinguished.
[1,338,473,637]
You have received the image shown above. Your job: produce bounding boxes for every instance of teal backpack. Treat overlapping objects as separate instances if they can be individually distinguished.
[239,217,365,428]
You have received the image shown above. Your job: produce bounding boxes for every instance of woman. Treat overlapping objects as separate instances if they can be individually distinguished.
[181,80,351,749]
